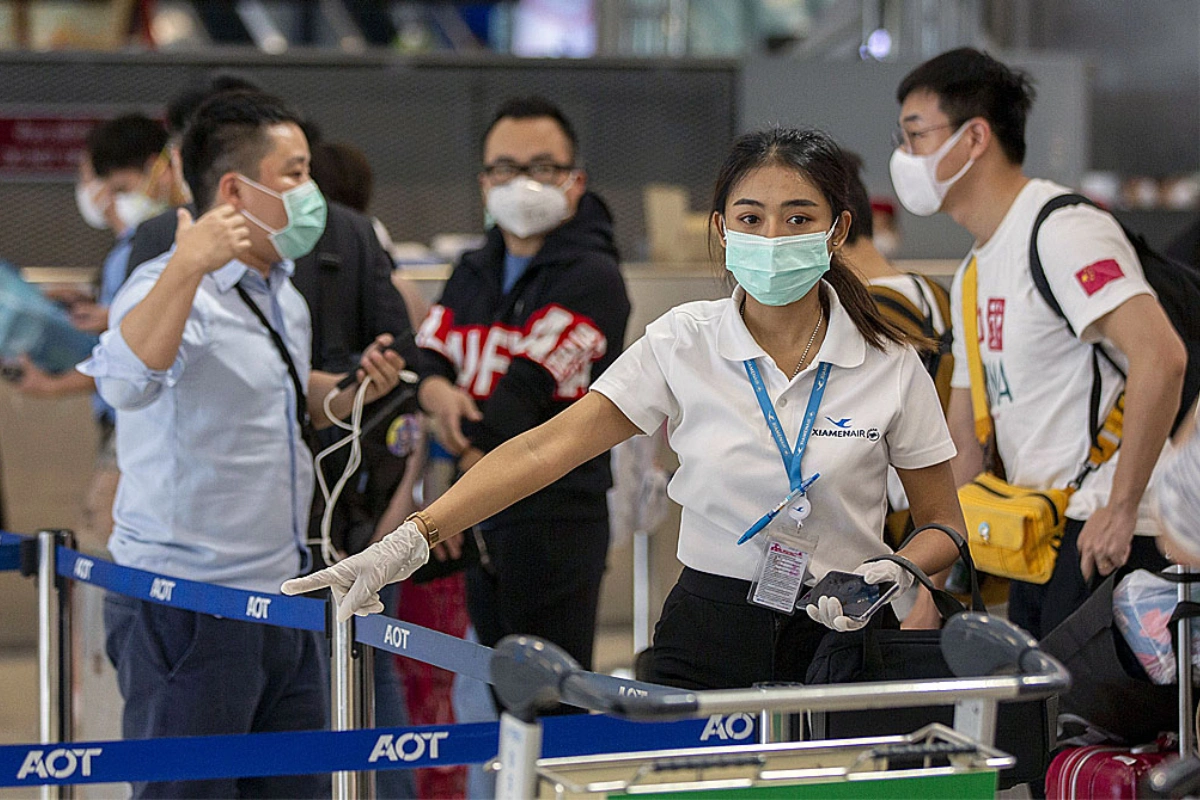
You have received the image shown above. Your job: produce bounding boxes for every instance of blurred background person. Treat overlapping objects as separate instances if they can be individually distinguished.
[17,113,175,552]
[309,136,452,798]
[839,152,952,558]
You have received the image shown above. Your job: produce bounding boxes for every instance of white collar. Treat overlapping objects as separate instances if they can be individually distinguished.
[716,281,866,371]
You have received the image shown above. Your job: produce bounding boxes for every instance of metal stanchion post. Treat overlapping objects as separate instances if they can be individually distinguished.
[754,682,804,744]
[632,530,651,655]
[37,529,74,800]
[1179,568,1196,758]
[331,614,359,800]
[359,643,375,800]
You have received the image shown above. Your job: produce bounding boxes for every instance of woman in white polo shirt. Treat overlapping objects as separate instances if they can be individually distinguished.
[285,128,966,690]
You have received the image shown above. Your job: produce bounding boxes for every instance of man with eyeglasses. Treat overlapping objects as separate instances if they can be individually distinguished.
[890,48,1183,641]
[415,96,630,687]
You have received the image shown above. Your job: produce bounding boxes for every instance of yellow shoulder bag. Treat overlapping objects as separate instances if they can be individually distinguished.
[958,258,1123,584]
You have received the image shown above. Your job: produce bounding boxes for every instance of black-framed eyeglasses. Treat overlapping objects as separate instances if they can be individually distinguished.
[481,161,574,184]
[890,122,954,152]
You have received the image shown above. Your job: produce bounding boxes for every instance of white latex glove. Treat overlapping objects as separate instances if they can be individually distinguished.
[857,558,914,595]
[281,521,430,622]
[804,559,914,632]
[806,595,865,632]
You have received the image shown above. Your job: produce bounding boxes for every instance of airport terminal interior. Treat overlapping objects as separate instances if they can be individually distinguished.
[2,1,1200,798]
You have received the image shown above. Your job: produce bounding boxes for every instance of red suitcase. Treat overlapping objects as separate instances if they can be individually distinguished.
[1046,740,1175,799]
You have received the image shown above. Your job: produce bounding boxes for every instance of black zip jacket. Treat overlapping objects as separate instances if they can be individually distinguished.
[417,191,631,523]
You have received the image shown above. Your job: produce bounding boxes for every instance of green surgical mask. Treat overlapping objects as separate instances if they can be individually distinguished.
[724,225,834,307]
[238,175,328,261]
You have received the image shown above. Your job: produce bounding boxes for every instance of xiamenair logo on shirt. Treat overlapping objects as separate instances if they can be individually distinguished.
[814,416,879,442]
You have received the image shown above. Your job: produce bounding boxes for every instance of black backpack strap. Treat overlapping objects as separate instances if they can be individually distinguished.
[1029,192,1100,336]
[870,287,927,332]
[1031,193,1132,486]
[906,273,935,334]
[1029,193,1133,384]
[908,272,954,376]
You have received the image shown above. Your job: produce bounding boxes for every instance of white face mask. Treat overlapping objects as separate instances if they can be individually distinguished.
[485,174,576,239]
[888,122,975,217]
[113,191,168,231]
[75,180,109,230]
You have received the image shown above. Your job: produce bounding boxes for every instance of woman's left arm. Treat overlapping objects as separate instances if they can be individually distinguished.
[895,460,967,573]
[895,460,968,629]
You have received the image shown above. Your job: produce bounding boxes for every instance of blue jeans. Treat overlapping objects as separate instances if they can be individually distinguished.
[104,593,330,798]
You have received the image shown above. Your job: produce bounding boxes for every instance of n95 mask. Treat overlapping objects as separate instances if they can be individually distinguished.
[485,174,576,239]
[113,191,167,231]
[75,181,110,230]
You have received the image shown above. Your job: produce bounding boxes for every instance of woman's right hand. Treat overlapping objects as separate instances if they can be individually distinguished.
[281,520,430,621]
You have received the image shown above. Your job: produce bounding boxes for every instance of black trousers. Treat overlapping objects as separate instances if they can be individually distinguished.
[1009,519,1171,640]
[644,567,899,691]
[466,516,610,671]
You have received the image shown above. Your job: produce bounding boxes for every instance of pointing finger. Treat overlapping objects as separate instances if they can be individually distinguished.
[280,572,333,595]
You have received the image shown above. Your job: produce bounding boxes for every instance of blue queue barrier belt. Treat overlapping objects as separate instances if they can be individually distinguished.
[4,538,752,787]
[355,612,493,684]
[0,531,30,572]
[54,547,325,633]
[357,613,676,701]
[0,713,752,787]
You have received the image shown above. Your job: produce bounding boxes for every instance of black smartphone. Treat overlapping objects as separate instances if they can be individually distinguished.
[802,570,899,622]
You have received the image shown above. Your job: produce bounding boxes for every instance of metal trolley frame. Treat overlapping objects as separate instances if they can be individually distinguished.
[490,614,1070,798]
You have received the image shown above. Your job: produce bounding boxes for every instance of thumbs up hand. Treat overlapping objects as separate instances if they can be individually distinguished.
[174,205,252,275]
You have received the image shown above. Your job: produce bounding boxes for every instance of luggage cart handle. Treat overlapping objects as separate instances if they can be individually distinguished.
[490,614,1068,723]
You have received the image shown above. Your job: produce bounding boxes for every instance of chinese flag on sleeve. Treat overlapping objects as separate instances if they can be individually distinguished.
[1075,259,1124,296]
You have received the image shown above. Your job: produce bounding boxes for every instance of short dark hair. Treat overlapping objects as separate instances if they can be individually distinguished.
[181,90,304,213]
[896,47,1036,165]
[839,151,873,244]
[87,114,168,178]
[166,73,262,137]
[482,96,578,162]
[310,141,373,213]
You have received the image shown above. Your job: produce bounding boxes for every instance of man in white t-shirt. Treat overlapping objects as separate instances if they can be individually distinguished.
[889,48,1187,639]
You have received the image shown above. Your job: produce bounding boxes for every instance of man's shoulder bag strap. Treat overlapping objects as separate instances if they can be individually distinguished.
[961,258,993,450]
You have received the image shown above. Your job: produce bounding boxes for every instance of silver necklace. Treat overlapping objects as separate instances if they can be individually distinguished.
[740,298,824,379]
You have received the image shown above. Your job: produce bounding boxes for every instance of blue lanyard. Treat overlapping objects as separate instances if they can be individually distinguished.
[744,359,831,491]
[737,360,830,545]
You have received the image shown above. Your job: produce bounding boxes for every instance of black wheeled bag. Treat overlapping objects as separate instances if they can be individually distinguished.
[1040,569,1200,745]
[805,524,1056,789]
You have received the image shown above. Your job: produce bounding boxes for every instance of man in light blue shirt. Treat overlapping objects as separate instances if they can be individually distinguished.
[81,90,405,799]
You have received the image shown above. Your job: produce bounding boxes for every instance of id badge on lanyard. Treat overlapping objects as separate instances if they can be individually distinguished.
[741,360,831,614]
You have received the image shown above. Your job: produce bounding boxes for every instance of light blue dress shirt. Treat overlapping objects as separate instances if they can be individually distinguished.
[80,250,315,593]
